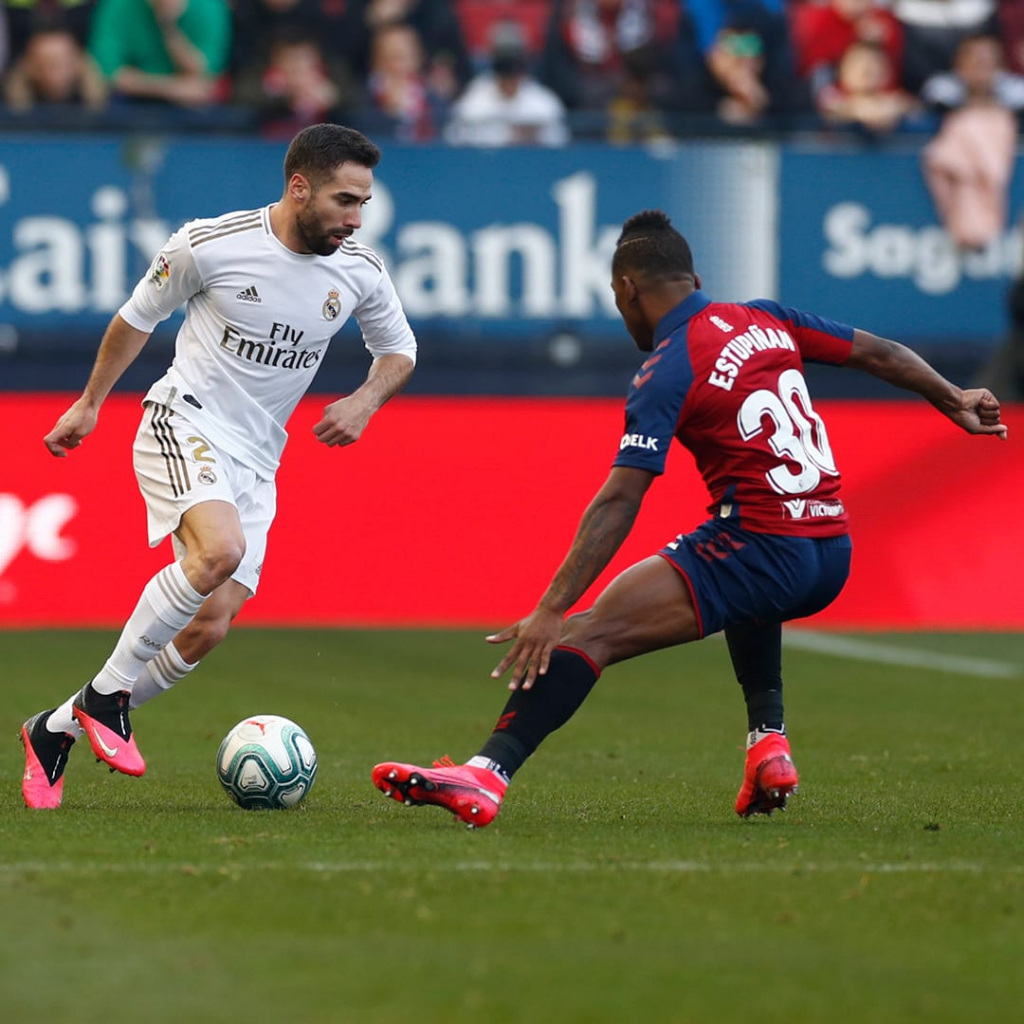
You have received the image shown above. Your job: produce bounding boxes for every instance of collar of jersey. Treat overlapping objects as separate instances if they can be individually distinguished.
[653,290,711,343]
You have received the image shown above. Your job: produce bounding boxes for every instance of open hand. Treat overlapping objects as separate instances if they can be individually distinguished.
[487,605,564,690]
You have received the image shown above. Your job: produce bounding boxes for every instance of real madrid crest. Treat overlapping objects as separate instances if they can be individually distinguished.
[322,288,341,321]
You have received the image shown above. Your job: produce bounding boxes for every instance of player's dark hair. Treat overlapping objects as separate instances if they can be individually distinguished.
[284,124,381,186]
[613,209,695,282]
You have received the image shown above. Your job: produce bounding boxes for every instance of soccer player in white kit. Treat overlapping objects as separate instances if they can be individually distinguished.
[20,124,417,808]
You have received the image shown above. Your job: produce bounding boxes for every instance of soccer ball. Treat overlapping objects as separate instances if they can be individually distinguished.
[216,715,317,810]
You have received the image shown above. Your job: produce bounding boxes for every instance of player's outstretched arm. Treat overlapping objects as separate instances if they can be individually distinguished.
[488,467,655,690]
[313,353,414,448]
[845,330,1008,440]
[43,315,153,457]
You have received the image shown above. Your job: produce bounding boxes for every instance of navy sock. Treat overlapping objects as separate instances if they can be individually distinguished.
[724,621,785,733]
[476,647,600,778]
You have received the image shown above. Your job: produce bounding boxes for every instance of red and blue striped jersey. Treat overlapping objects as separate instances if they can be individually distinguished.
[613,291,854,536]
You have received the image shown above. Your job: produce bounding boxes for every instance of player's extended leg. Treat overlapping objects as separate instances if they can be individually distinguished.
[474,554,700,781]
[373,556,699,826]
[561,554,702,665]
[725,621,798,817]
[132,457,272,709]
[69,500,243,774]
[20,502,244,807]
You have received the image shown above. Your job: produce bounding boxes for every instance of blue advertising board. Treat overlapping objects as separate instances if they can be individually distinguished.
[0,135,773,355]
[778,144,1023,344]
[3,132,1015,386]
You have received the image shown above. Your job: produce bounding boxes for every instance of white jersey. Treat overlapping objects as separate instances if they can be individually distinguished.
[119,205,417,479]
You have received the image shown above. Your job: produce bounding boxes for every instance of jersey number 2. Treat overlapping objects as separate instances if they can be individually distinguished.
[737,369,837,495]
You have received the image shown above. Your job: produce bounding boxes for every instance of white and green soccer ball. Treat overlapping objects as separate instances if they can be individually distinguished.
[216,715,317,810]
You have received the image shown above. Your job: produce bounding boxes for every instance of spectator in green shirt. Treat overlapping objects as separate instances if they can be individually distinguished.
[88,0,230,106]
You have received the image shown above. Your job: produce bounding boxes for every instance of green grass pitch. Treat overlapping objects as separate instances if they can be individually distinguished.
[2,628,1022,1024]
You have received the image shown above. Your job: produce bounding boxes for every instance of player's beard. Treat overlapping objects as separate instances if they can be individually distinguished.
[295,203,344,257]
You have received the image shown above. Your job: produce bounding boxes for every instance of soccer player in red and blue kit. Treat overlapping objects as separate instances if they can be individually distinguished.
[373,209,1008,827]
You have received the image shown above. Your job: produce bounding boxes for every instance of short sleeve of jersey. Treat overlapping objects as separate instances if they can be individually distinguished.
[354,265,418,365]
[612,341,694,476]
[745,299,853,366]
[118,225,203,333]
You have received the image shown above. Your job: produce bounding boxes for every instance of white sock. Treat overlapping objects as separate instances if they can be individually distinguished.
[91,562,207,695]
[45,697,85,738]
[466,755,509,784]
[747,725,786,749]
[130,642,198,709]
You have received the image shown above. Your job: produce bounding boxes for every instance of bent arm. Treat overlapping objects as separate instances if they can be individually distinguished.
[353,352,416,412]
[845,329,1007,439]
[79,314,152,407]
[43,314,152,456]
[312,352,415,447]
[155,15,211,77]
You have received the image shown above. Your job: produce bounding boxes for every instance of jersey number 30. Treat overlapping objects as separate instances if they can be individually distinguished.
[737,369,838,495]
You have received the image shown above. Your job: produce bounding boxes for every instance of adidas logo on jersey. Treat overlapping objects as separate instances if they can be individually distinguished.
[237,285,261,303]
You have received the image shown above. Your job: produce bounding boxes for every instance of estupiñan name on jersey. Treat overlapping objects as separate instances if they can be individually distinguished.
[707,325,796,391]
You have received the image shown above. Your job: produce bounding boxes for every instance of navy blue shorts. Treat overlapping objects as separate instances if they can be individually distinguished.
[659,517,852,638]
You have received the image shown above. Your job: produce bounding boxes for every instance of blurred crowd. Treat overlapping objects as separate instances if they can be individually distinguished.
[2,0,1023,149]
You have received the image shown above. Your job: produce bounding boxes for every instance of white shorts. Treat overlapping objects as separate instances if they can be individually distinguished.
[133,401,276,595]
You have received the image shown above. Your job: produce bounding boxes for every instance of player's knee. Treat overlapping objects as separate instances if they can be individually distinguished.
[561,612,612,668]
[190,542,245,592]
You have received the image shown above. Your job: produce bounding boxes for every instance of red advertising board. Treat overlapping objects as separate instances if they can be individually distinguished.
[1,394,1020,629]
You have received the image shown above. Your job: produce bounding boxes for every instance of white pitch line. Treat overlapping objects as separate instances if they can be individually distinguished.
[0,860,1017,876]
[781,629,1021,679]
